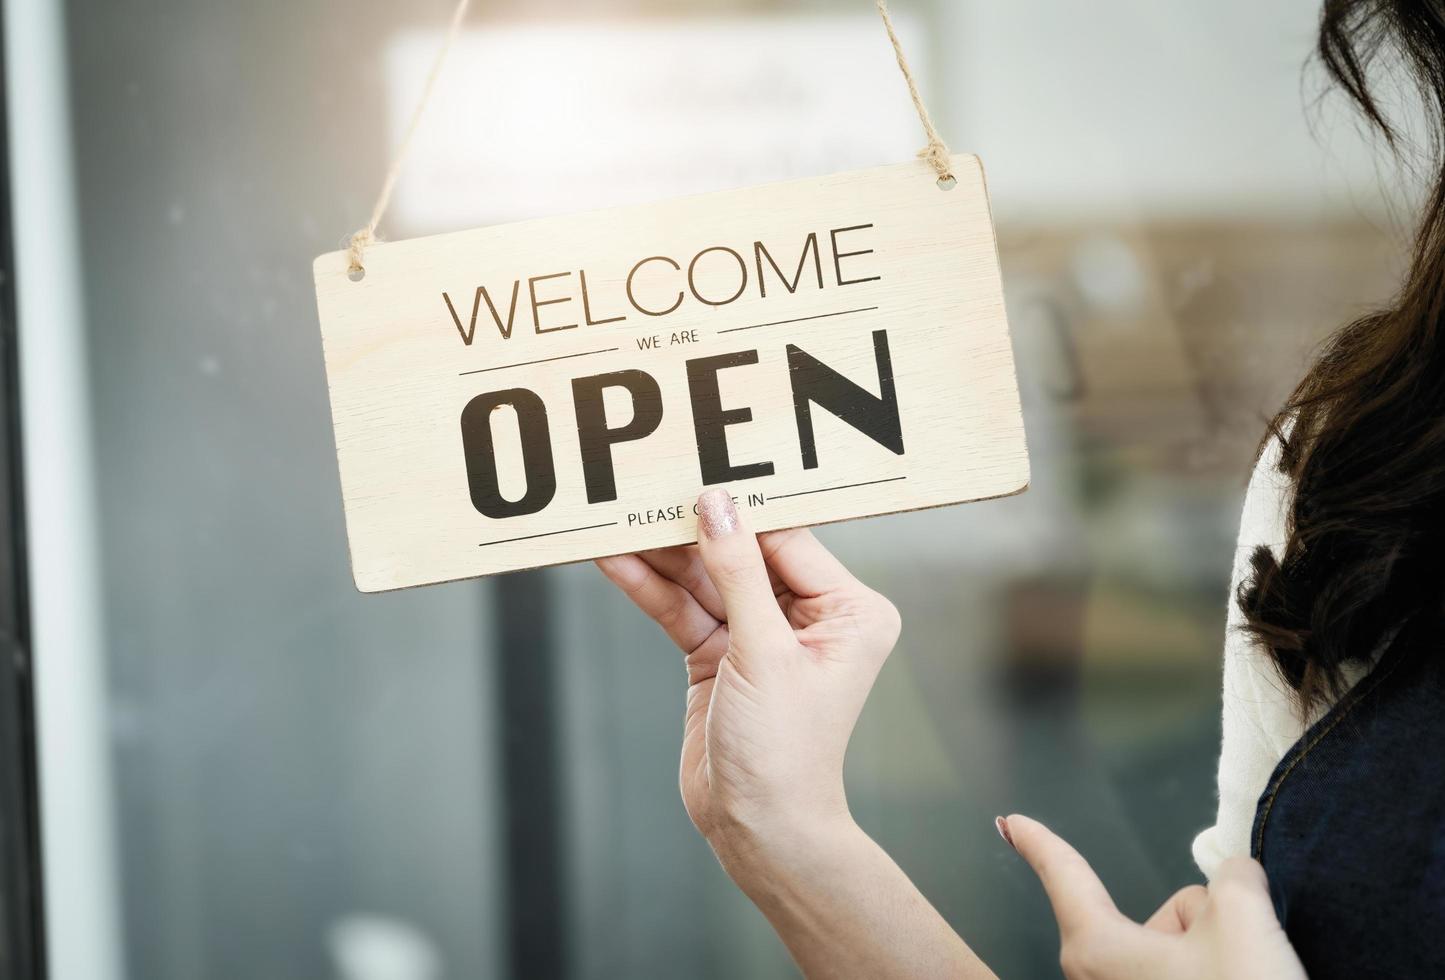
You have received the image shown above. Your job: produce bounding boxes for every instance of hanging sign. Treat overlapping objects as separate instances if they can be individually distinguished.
[312,155,1028,591]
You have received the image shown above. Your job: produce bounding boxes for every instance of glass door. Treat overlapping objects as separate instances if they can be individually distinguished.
[3,1,1403,978]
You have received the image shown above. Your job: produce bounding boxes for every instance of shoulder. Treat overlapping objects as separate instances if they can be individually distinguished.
[1234,430,1292,567]
[1224,427,1303,741]
[1193,428,1306,879]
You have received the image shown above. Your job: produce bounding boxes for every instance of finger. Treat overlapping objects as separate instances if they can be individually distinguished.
[1003,814,1121,939]
[695,489,791,652]
[1212,856,1271,895]
[641,545,793,617]
[758,527,857,598]
[1210,857,1281,924]
[643,545,790,623]
[639,546,727,620]
[1143,885,1209,934]
[595,554,719,654]
[1209,859,1304,979]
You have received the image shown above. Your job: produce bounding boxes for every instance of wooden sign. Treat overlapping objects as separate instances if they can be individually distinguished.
[313,155,1028,591]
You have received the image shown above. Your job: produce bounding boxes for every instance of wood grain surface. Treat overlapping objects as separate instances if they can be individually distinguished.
[313,155,1028,591]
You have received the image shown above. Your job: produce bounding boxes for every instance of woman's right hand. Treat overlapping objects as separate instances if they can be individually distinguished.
[595,487,901,864]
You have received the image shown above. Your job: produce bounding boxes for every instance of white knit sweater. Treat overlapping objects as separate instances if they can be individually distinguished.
[1191,436,1370,879]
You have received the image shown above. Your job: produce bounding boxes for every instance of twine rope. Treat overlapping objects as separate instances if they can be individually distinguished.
[347,0,473,277]
[347,0,952,277]
[875,0,954,182]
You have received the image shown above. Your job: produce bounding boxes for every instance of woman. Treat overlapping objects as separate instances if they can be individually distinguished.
[598,1,1445,975]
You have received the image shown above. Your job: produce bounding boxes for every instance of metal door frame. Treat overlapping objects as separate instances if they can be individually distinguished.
[0,6,45,976]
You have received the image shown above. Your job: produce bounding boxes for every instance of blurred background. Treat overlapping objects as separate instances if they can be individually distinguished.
[1,0,1419,978]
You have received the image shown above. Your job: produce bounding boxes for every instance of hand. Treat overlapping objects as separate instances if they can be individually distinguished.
[597,489,988,979]
[595,488,901,859]
[1001,814,1306,979]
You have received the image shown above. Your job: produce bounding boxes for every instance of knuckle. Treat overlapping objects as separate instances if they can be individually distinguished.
[683,567,713,599]
[847,588,901,645]
[1217,855,1267,882]
[1210,878,1244,904]
[683,795,715,837]
[873,592,903,640]
[1211,874,1273,919]
[1058,942,1087,979]
[656,594,689,632]
[709,555,756,590]
[1178,884,1208,904]
[1059,935,1102,979]
[1213,858,1267,898]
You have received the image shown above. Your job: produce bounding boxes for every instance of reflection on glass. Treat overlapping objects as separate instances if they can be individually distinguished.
[49,0,1405,977]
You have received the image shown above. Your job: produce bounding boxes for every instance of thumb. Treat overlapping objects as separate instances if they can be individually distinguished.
[695,489,790,653]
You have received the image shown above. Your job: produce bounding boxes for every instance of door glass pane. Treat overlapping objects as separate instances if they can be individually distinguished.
[44,1,1397,977]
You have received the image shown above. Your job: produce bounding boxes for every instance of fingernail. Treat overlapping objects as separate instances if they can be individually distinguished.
[995,816,1016,851]
[698,489,739,540]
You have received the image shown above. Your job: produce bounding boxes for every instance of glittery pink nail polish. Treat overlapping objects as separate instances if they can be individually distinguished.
[698,489,739,539]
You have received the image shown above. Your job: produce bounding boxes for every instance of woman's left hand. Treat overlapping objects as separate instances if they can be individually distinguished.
[1001,815,1307,979]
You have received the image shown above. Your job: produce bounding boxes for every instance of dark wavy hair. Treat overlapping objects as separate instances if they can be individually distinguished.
[1239,0,1445,711]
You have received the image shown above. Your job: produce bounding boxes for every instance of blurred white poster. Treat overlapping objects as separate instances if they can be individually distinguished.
[386,16,929,230]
